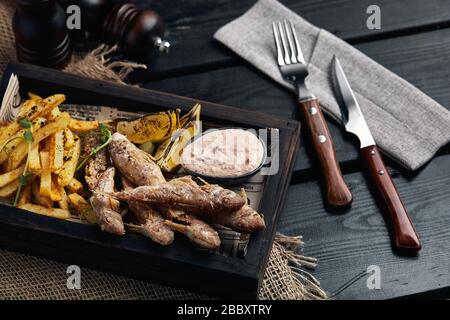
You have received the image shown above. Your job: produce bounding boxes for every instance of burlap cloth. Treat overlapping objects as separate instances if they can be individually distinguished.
[0,1,326,300]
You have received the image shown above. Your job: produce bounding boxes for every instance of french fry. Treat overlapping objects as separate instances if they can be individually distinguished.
[0,94,66,147]
[50,177,62,201]
[63,128,75,150]
[44,107,67,172]
[39,153,62,201]
[39,151,52,199]
[32,177,53,208]
[57,136,80,186]
[48,107,61,121]
[0,123,21,149]
[6,112,71,170]
[18,203,70,220]
[68,118,99,133]
[54,176,68,209]
[39,94,66,118]
[28,143,41,173]
[0,117,47,165]
[17,182,32,206]
[27,92,42,101]
[0,164,25,188]
[0,179,20,198]
[0,121,21,145]
[48,130,64,172]
[68,193,96,223]
[17,98,40,120]
[66,177,83,194]
[17,94,56,120]
[40,136,51,152]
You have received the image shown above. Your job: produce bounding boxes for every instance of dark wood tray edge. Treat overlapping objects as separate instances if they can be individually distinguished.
[0,63,302,299]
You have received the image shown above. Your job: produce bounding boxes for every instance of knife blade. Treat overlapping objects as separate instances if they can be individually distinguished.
[331,56,421,253]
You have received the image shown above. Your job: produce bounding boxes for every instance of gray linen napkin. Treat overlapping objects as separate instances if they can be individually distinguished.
[214,0,450,170]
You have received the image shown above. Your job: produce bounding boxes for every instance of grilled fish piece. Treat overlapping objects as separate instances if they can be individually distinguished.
[170,176,265,233]
[109,133,220,249]
[90,167,124,235]
[122,177,174,246]
[84,131,110,190]
[109,133,245,214]
[110,180,244,215]
[108,132,165,186]
[162,208,220,250]
[207,205,265,233]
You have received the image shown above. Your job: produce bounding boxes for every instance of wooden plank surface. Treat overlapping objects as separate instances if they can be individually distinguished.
[134,0,450,77]
[278,155,450,299]
[145,27,450,173]
[135,0,450,300]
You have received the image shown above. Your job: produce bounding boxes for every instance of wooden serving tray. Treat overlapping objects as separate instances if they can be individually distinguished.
[0,63,301,299]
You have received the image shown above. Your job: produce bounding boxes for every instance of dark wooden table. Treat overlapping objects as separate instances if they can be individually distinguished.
[132,0,450,299]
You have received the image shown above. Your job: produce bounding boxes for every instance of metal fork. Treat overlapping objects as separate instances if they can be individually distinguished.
[272,21,314,102]
[272,21,352,207]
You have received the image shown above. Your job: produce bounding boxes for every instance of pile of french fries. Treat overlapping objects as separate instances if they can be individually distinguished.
[0,93,98,222]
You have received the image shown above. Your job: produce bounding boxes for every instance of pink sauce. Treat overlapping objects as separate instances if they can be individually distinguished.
[181,129,264,177]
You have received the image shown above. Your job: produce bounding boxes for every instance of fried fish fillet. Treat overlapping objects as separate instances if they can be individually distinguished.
[170,176,265,233]
[122,177,174,246]
[110,181,244,215]
[107,143,245,214]
[206,205,265,233]
[109,133,263,233]
[108,132,165,186]
[84,131,110,190]
[90,167,124,235]
[109,133,220,249]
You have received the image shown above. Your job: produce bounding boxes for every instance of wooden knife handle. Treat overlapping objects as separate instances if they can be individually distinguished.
[361,145,421,252]
[298,99,352,207]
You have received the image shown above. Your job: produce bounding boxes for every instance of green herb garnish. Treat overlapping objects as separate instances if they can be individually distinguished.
[18,173,32,187]
[23,130,33,143]
[75,123,112,172]
[19,119,32,129]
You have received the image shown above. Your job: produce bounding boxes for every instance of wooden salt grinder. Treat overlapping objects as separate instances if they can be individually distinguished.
[13,0,72,69]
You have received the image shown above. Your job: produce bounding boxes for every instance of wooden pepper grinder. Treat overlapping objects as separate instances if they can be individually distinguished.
[103,1,170,59]
[58,0,169,60]
[13,0,72,69]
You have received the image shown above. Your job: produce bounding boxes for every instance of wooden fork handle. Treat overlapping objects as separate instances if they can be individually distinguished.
[298,99,352,207]
[361,145,421,252]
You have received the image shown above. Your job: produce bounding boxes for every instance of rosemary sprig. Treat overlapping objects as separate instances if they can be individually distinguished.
[75,123,112,172]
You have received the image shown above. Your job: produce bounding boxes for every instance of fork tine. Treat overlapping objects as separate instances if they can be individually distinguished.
[284,20,297,63]
[277,21,291,64]
[289,20,305,64]
[272,22,285,66]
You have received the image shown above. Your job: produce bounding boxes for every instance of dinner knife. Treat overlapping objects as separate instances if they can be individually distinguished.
[331,56,421,252]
